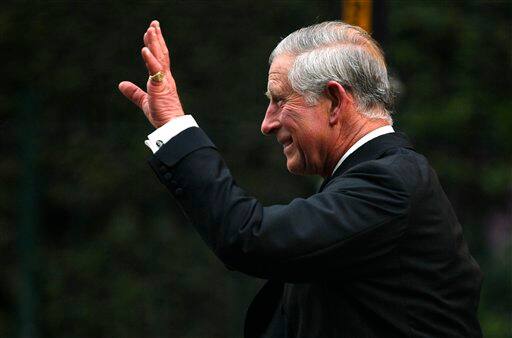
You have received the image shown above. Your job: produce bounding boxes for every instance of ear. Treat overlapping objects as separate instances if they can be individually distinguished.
[324,81,353,126]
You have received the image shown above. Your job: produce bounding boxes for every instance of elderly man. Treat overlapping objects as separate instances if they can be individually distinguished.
[119,21,482,338]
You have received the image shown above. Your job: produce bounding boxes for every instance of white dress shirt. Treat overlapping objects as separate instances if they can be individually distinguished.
[331,125,395,175]
[144,115,198,153]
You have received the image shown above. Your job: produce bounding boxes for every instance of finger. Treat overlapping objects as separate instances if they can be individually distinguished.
[156,25,170,67]
[143,32,149,48]
[146,27,164,64]
[151,21,169,62]
[141,47,163,76]
[149,21,164,54]
[150,20,159,30]
[118,81,147,109]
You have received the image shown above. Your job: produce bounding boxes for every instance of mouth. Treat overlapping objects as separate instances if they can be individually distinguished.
[278,136,292,147]
[278,136,293,153]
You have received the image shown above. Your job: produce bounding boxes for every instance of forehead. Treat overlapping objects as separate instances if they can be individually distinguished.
[269,54,295,75]
[267,54,295,91]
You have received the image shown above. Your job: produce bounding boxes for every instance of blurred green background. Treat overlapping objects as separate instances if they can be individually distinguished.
[1,1,510,337]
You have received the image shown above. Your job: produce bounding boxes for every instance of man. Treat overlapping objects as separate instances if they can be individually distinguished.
[119,20,483,338]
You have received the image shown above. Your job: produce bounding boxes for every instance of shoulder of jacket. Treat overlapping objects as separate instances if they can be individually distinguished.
[327,148,429,195]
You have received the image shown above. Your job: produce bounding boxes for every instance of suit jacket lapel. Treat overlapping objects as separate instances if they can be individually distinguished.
[318,132,414,192]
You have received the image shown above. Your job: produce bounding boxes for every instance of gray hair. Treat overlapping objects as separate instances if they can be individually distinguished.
[270,21,393,122]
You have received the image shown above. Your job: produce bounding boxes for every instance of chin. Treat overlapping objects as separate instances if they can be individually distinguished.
[286,160,307,176]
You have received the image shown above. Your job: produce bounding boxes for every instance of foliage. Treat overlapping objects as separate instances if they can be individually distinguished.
[1,1,510,337]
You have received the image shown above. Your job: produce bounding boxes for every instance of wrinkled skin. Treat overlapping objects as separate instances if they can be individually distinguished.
[261,55,335,176]
[118,20,184,128]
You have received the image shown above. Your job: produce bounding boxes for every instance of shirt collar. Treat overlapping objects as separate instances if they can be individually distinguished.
[332,125,395,175]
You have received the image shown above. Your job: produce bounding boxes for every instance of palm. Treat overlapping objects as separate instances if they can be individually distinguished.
[145,78,183,127]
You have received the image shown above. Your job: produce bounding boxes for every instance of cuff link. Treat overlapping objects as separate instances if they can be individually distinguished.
[156,140,164,148]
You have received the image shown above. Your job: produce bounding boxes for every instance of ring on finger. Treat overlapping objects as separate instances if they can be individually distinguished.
[149,71,165,83]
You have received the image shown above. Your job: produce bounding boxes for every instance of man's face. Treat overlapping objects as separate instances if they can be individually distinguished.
[261,55,332,176]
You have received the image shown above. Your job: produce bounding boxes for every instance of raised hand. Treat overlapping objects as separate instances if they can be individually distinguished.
[118,20,184,128]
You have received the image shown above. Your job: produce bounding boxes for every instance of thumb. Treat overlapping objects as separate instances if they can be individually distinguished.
[118,81,147,110]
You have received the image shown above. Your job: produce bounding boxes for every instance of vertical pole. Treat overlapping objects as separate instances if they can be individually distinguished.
[17,91,39,338]
[341,0,387,49]
[341,0,373,33]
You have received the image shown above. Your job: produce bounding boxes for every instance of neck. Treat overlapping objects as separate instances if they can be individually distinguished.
[321,118,390,178]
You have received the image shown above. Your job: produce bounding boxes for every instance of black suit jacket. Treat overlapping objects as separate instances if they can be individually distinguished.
[148,127,483,338]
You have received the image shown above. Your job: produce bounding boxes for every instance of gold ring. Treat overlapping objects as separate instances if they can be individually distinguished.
[149,71,165,83]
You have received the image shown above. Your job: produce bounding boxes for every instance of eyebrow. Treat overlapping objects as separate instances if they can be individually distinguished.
[264,88,281,100]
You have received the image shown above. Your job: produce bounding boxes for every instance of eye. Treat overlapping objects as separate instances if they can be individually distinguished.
[275,97,284,107]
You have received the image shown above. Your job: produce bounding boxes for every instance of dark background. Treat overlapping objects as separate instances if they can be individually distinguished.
[1,1,510,337]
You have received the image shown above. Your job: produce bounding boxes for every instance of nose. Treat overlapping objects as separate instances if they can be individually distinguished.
[261,102,281,135]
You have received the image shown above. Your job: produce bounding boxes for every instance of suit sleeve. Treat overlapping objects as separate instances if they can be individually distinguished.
[148,127,412,282]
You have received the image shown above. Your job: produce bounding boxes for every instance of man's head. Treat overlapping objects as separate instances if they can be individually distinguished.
[261,21,393,177]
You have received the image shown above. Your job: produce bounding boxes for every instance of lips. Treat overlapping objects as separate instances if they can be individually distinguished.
[282,139,293,148]
[277,137,293,154]
[283,142,294,154]
[277,135,292,147]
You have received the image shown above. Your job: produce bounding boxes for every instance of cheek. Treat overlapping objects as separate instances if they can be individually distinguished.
[281,107,308,131]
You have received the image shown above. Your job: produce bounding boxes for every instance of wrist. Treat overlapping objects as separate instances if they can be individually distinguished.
[155,112,185,128]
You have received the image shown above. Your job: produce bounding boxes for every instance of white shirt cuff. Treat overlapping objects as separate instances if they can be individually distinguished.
[144,115,198,153]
